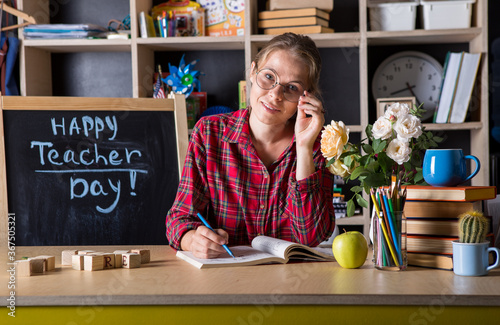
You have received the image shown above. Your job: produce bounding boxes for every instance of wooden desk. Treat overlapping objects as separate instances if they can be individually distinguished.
[2,245,500,324]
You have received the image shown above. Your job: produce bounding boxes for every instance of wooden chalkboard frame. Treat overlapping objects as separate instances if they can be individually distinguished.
[0,94,188,247]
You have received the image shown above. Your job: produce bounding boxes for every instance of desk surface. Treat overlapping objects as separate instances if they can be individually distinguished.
[2,245,500,307]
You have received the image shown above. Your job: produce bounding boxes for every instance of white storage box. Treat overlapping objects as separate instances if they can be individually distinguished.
[368,1,418,31]
[420,0,475,30]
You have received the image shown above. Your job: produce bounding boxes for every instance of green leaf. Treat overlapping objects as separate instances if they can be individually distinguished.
[414,170,424,183]
[364,172,387,188]
[350,185,363,194]
[325,158,334,167]
[356,194,369,209]
[362,143,374,154]
[372,138,387,154]
[365,161,380,173]
[347,199,355,217]
[350,166,369,179]
[433,136,444,143]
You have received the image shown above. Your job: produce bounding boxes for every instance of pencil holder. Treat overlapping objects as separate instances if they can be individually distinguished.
[373,210,407,271]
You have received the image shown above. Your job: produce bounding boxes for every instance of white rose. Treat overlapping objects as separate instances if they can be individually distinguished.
[386,138,411,165]
[371,116,393,140]
[394,114,422,141]
[384,102,410,120]
[321,121,349,160]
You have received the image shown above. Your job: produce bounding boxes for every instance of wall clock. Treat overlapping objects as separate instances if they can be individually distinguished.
[372,51,444,121]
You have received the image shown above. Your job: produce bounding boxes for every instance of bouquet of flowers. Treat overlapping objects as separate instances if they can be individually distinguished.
[321,103,442,216]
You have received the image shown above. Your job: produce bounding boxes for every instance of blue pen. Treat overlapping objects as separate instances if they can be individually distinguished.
[196,213,235,258]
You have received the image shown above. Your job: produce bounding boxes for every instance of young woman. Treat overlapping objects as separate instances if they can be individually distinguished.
[166,33,335,258]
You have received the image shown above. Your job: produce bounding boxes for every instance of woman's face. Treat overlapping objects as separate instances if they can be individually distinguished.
[249,49,309,127]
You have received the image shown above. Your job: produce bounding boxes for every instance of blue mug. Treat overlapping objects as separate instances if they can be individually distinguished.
[423,149,480,187]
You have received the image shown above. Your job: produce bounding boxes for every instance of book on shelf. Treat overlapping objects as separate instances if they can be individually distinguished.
[269,0,334,12]
[139,11,157,38]
[258,16,329,29]
[259,8,330,20]
[407,252,453,271]
[263,25,334,35]
[403,185,497,202]
[238,80,247,109]
[434,52,463,123]
[404,200,483,219]
[448,52,481,123]
[176,235,335,269]
[434,51,481,123]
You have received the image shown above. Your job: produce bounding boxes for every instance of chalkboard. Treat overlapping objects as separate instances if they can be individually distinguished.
[0,96,188,246]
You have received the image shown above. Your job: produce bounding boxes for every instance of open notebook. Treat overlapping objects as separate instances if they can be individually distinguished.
[176,235,335,269]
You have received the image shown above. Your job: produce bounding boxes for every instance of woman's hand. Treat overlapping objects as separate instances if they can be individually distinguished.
[294,91,325,150]
[180,227,229,259]
[294,91,325,181]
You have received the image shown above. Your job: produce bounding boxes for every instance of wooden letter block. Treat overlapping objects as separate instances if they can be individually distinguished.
[122,253,141,269]
[114,253,123,268]
[78,250,96,255]
[36,255,56,271]
[28,258,45,274]
[84,255,104,271]
[72,255,85,270]
[15,260,32,277]
[101,253,115,269]
[62,250,78,266]
[113,250,130,254]
[131,249,150,264]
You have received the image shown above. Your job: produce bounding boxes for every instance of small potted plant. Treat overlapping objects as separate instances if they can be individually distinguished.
[452,211,500,276]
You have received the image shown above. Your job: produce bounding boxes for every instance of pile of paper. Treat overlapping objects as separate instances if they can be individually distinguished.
[23,24,108,39]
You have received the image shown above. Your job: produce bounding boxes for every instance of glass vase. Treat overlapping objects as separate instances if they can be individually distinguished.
[373,210,407,271]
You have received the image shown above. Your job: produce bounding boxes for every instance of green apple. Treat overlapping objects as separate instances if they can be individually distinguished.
[332,231,368,269]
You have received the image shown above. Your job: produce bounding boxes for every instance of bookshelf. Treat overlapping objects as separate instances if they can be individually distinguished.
[15,0,490,239]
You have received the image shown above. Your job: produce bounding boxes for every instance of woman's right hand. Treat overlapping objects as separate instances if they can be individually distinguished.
[180,227,229,259]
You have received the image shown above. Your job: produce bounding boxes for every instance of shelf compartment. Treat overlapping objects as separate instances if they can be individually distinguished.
[422,122,483,131]
[136,36,245,51]
[336,215,366,225]
[21,39,132,52]
[367,28,482,46]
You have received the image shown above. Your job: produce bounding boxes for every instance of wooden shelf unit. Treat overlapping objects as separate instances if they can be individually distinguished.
[16,0,490,237]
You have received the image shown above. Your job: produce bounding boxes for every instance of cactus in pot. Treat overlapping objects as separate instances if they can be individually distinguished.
[458,210,490,243]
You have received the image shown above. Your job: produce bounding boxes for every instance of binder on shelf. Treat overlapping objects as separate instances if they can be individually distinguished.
[434,52,463,123]
[448,52,481,123]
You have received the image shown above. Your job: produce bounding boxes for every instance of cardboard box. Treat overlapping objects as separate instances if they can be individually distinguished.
[197,0,245,36]
[269,0,334,12]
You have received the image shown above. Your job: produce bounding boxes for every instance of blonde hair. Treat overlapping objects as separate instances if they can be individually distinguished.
[252,33,322,97]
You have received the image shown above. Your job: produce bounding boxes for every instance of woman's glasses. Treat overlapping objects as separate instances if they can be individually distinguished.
[255,68,305,102]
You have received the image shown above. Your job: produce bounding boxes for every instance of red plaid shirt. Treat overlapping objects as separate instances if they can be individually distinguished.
[166,109,335,250]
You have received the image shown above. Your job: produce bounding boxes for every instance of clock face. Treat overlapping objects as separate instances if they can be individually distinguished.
[372,51,443,121]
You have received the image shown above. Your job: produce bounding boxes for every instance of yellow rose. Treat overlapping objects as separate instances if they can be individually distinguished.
[328,159,350,178]
[321,121,349,160]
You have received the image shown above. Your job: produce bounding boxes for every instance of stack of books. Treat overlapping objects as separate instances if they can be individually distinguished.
[404,185,497,270]
[258,7,334,35]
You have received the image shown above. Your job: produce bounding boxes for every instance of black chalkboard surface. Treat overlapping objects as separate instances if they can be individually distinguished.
[1,96,188,246]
